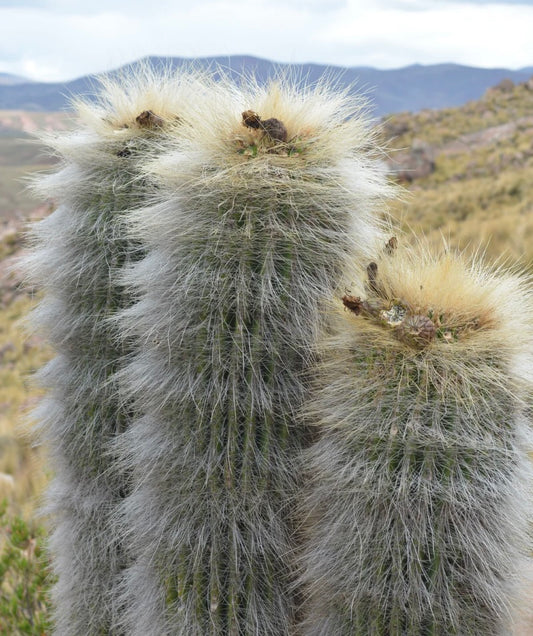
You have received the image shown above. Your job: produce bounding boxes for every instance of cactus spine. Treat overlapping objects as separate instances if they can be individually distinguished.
[113,80,391,635]
[24,70,204,635]
[297,242,533,635]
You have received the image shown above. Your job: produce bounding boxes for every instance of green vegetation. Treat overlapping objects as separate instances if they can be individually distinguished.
[0,500,53,635]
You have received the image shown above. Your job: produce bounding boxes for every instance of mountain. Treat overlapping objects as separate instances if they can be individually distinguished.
[0,72,32,86]
[0,56,531,116]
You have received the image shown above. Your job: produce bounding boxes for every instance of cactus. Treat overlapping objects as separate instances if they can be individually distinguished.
[296,241,533,635]
[112,79,392,635]
[23,69,206,635]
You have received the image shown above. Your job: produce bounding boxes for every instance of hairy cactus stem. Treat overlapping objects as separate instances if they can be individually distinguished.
[115,78,392,635]
[298,244,533,635]
[24,69,205,636]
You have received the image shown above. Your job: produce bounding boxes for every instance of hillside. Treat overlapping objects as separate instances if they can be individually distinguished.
[0,56,532,116]
[0,111,71,223]
[382,75,533,269]
[0,224,50,518]
[0,112,69,516]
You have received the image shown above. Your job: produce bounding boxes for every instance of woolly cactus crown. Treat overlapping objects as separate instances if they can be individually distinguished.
[339,240,533,377]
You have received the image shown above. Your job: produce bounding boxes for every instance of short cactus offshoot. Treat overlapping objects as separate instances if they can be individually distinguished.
[297,241,533,635]
[113,79,391,635]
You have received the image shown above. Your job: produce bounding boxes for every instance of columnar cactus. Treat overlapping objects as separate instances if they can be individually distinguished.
[24,69,205,635]
[297,241,533,635]
[113,80,391,635]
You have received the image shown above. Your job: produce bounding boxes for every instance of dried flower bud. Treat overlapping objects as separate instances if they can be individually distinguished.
[385,236,398,254]
[136,110,164,128]
[242,111,288,142]
[342,294,364,314]
[242,110,263,129]
[261,118,288,142]
[366,261,380,295]
[397,314,436,345]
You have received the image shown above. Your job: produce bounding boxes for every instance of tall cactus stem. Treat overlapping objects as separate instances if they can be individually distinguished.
[113,78,392,635]
[24,68,207,635]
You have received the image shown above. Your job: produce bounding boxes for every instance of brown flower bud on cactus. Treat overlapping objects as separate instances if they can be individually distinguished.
[395,313,437,345]
[136,109,164,128]
[242,109,288,142]
[342,294,364,314]
[242,109,263,129]
[260,117,288,142]
[385,236,398,254]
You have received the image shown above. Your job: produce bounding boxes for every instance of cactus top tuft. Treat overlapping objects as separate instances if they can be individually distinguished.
[339,238,533,355]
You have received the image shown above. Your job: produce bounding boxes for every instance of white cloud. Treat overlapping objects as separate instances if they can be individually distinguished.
[320,1,533,68]
[0,1,531,82]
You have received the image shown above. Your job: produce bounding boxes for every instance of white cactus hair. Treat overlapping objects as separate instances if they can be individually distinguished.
[23,65,212,635]
[296,238,533,635]
[110,73,394,635]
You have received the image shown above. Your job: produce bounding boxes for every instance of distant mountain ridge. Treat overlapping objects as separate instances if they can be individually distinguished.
[0,72,34,86]
[0,55,531,116]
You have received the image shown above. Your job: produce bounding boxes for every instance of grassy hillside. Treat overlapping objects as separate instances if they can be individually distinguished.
[0,111,70,221]
[0,296,50,516]
[382,77,533,270]
[0,221,51,518]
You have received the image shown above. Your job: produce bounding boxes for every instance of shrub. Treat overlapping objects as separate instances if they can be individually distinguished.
[0,501,53,635]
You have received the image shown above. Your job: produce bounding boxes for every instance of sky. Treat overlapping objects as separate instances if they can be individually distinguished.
[1,0,533,83]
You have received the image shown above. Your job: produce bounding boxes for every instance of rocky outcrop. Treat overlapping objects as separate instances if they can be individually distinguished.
[388,138,436,182]
[488,78,515,94]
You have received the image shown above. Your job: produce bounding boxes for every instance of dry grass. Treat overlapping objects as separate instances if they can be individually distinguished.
[389,167,533,269]
[383,79,533,269]
[0,295,51,518]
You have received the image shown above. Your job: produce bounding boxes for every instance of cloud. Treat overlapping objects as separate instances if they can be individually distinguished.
[0,0,345,12]
[0,0,531,82]
[0,1,43,6]
[321,1,533,68]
